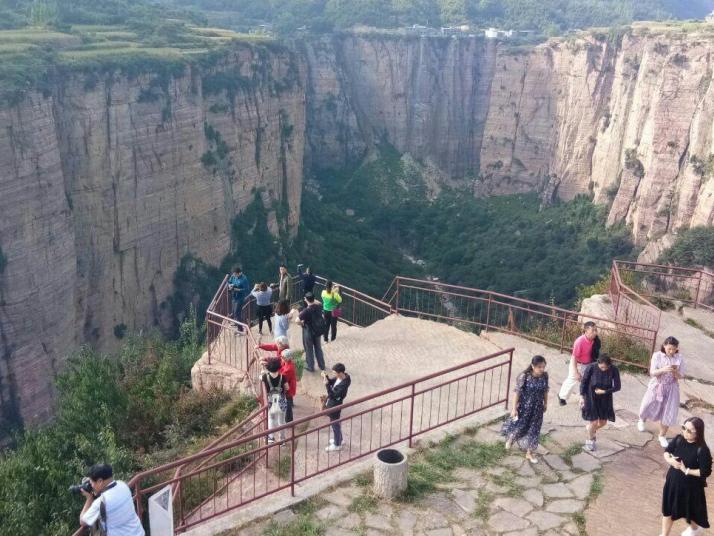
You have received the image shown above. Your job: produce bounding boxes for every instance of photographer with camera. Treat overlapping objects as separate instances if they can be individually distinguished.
[77,463,144,535]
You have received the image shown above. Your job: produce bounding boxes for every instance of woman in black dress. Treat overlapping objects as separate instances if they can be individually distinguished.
[661,417,712,536]
[579,353,620,452]
[501,355,548,464]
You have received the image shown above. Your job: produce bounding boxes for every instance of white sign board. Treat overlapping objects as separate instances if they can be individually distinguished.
[148,485,174,536]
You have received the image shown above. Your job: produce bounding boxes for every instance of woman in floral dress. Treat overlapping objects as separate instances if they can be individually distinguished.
[638,336,685,448]
[502,355,549,464]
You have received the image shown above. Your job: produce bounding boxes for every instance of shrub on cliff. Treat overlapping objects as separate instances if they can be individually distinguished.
[659,226,714,269]
[0,312,255,536]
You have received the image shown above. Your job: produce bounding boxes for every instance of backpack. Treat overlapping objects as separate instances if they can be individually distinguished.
[308,307,327,337]
[267,374,287,414]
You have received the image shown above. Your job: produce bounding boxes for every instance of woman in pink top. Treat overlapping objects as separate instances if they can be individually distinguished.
[637,336,685,448]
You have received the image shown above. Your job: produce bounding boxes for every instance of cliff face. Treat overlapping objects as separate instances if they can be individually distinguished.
[4,28,714,431]
[305,31,714,254]
[0,44,305,430]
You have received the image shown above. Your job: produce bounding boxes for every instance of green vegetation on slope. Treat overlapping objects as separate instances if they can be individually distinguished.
[658,226,714,269]
[0,313,257,536]
[172,147,635,325]
[0,1,275,104]
[164,0,714,34]
[311,147,635,306]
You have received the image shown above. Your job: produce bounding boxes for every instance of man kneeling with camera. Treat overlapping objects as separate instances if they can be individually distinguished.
[76,463,145,535]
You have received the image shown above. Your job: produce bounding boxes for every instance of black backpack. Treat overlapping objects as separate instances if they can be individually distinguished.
[308,306,327,337]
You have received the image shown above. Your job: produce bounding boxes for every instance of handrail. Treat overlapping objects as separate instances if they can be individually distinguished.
[613,260,714,312]
[313,275,393,313]
[127,346,513,485]
[394,278,658,335]
[611,263,662,313]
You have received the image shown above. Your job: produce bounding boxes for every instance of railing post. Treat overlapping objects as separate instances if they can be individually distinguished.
[395,278,400,314]
[408,383,415,448]
[505,349,513,409]
[559,312,568,353]
[485,294,492,329]
[290,423,296,497]
[695,271,703,309]
[207,322,212,365]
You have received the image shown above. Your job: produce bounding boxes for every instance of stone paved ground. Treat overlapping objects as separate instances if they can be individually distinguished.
[227,421,606,536]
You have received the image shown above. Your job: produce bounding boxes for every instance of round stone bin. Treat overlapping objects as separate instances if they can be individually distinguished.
[373,448,408,499]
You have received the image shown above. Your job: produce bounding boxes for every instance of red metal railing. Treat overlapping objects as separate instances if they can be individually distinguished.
[609,261,662,337]
[207,273,392,369]
[122,348,512,532]
[311,275,393,327]
[384,276,657,368]
[613,260,714,312]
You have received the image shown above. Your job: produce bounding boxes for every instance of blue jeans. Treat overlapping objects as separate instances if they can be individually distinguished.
[329,409,342,446]
[232,297,243,322]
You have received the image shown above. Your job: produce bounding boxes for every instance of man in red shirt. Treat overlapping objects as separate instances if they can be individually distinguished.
[558,321,599,405]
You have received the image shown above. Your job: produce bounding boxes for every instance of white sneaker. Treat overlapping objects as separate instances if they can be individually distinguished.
[659,435,670,448]
[584,439,595,452]
[637,419,646,432]
[681,527,693,536]
[325,444,342,452]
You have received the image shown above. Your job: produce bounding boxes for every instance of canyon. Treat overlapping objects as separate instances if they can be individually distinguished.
[2,24,714,432]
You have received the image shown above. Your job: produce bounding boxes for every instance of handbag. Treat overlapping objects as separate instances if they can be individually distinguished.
[332,307,342,319]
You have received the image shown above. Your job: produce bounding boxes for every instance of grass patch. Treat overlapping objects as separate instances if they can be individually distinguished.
[293,497,328,516]
[273,454,292,481]
[474,490,493,520]
[573,511,587,535]
[398,435,507,502]
[490,469,524,497]
[262,516,325,536]
[348,493,378,513]
[562,443,583,465]
[685,318,714,339]
[590,472,603,498]
[353,472,372,487]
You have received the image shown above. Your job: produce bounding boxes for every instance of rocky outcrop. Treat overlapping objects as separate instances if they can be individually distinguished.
[0,43,305,430]
[304,30,714,252]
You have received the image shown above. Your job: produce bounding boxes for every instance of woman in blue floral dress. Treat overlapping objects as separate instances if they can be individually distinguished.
[501,355,549,464]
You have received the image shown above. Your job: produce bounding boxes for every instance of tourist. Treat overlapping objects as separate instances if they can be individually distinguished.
[321,281,342,343]
[580,353,620,452]
[261,359,288,443]
[281,349,299,423]
[298,293,326,372]
[323,363,351,452]
[501,355,549,464]
[558,321,600,405]
[251,282,274,335]
[661,417,712,536]
[638,336,685,448]
[258,335,289,367]
[274,299,298,339]
[298,264,316,295]
[278,264,292,302]
[79,463,145,536]
[228,267,250,324]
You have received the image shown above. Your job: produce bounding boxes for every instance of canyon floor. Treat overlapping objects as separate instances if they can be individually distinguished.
[190,305,714,535]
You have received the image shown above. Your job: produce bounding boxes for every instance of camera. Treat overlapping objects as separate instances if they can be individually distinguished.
[69,478,93,495]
